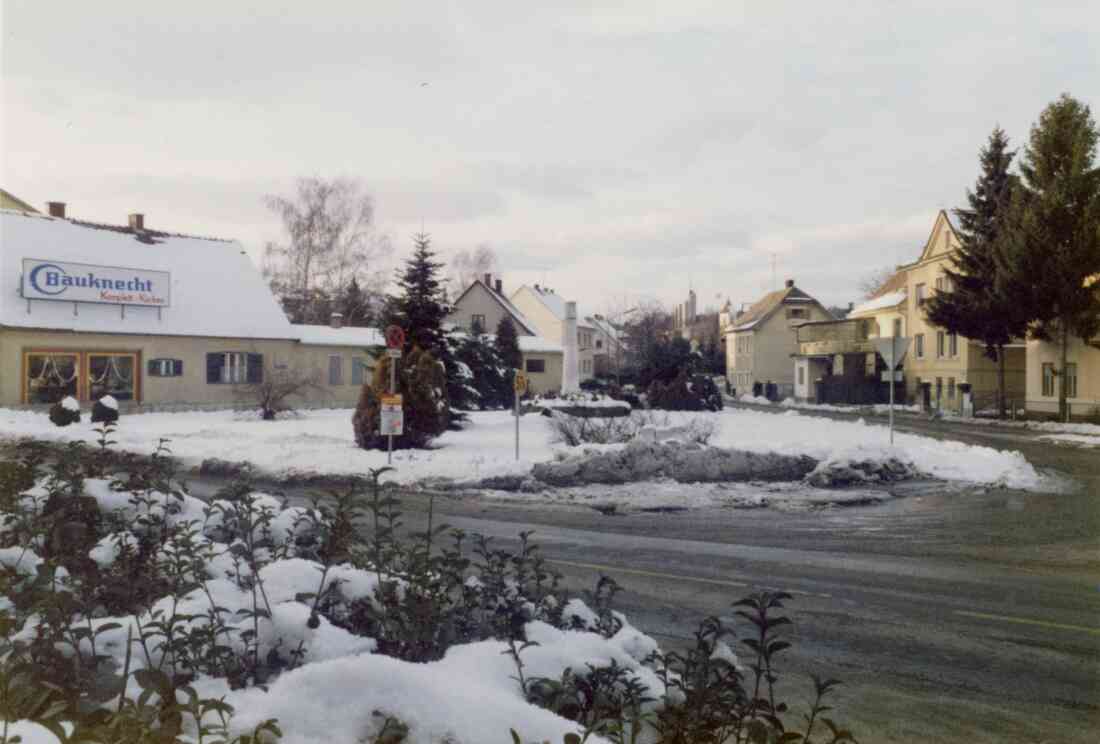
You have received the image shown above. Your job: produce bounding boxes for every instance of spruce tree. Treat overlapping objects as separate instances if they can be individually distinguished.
[494,316,523,370]
[999,95,1100,421]
[926,127,1027,416]
[386,233,448,356]
[340,277,372,327]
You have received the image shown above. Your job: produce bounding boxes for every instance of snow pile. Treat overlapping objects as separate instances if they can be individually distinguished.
[737,393,773,405]
[61,395,80,412]
[779,398,921,415]
[97,394,119,411]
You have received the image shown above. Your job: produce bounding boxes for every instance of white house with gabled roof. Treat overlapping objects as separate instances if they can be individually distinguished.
[0,200,383,410]
[445,274,564,394]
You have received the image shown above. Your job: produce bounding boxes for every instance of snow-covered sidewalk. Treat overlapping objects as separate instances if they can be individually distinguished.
[0,405,1046,491]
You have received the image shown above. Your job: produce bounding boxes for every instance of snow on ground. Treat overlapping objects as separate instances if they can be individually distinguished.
[0,408,556,485]
[778,398,923,415]
[0,405,1044,490]
[1039,433,1100,448]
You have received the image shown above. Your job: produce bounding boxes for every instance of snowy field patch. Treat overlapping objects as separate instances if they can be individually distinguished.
[0,405,1044,491]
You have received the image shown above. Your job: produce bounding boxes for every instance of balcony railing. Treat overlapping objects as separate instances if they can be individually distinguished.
[796,318,875,356]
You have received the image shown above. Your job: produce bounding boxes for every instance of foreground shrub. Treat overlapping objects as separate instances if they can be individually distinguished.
[48,396,81,427]
[91,394,120,424]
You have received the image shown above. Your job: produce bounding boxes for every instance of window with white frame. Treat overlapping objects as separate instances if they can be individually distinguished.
[1042,363,1055,396]
[328,355,343,385]
[1066,363,1078,398]
[351,357,368,386]
[915,334,925,358]
[937,331,945,358]
[916,283,927,306]
[949,332,958,357]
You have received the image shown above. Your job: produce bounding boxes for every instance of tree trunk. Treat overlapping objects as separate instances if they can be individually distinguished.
[997,346,1006,418]
[1059,320,1070,422]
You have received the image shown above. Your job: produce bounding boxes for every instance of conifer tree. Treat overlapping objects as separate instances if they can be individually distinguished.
[998,95,1100,420]
[386,233,448,356]
[340,277,373,327]
[494,316,523,371]
[926,127,1027,416]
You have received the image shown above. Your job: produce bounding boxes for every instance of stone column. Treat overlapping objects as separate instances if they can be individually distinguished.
[562,301,579,394]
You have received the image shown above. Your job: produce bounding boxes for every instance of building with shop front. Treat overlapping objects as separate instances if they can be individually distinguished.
[0,202,382,410]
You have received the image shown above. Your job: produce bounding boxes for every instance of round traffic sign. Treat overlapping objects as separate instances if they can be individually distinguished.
[385,325,406,349]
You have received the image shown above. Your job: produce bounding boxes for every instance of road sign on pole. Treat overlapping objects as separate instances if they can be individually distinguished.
[513,369,527,460]
[871,336,911,446]
[385,325,406,349]
[380,393,403,436]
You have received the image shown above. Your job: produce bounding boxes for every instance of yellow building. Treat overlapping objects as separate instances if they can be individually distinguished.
[866,211,1026,411]
[1024,275,1100,419]
[1,203,381,411]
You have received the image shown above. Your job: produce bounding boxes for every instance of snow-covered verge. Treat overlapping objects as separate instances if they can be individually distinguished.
[1039,432,1100,448]
[0,404,1046,492]
[778,398,923,415]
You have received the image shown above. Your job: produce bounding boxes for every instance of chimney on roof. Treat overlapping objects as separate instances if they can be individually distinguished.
[46,202,66,218]
[330,312,344,329]
[785,278,795,289]
[483,272,491,286]
[495,278,502,294]
[129,213,145,231]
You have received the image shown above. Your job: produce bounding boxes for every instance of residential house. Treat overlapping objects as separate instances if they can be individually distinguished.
[1024,275,1100,419]
[586,313,625,378]
[903,210,1025,410]
[445,274,565,394]
[1,200,381,410]
[509,284,596,385]
[847,269,908,339]
[724,279,834,399]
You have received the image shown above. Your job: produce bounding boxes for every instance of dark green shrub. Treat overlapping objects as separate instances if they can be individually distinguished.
[352,346,449,450]
[91,396,120,424]
[48,397,81,427]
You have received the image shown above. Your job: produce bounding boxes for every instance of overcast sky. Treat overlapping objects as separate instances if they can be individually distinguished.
[3,1,1098,316]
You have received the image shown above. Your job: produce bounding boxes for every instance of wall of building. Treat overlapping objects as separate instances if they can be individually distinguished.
[1025,335,1100,417]
[446,282,523,335]
[510,288,594,382]
[521,351,564,395]
[1,328,377,410]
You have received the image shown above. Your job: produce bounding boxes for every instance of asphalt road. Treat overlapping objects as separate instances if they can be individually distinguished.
[382,408,1100,744]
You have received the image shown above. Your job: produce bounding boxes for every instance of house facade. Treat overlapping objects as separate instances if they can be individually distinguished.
[903,211,1026,410]
[1,203,381,410]
[445,275,565,395]
[1024,276,1100,419]
[724,279,833,398]
[509,284,595,384]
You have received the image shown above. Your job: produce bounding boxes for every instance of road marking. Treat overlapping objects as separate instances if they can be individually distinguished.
[546,558,832,599]
[954,610,1100,636]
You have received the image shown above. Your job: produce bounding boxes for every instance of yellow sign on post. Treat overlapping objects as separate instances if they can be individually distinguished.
[514,371,528,394]
[380,394,403,436]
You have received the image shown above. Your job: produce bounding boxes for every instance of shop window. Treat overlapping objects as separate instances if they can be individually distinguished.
[207,352,262,384]
[328,355,344,385]
[148,358,183,377]
[351,357,368,386]
[25,353,79,404]
[88,353,137,401]
[526,358,546,373]
[1041,363,1055,396]
[1066,363,1078,398]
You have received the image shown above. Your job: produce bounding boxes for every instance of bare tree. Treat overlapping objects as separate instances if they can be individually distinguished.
[447,243,499,300]
[263,177,391,324]
[857,265,899,299]
[237,363,321,420]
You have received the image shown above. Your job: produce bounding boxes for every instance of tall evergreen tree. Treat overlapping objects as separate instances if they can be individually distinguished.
[926,127,1027,416]
[999,95,1100,420]
[340,277,373,327]
[494,316,523,370]
[386,233,448,356]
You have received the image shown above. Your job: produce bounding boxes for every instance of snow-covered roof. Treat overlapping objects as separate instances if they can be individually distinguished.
[0,210,297,340]
[519,285,595,329]
[294,325,384,348]
[518,336,563,354]
[849,290,907,317]
[586,314,623,348]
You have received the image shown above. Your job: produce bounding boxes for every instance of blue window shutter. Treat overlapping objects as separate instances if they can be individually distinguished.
[173,359,183,377]
[206,353,223,384]
[246,353,264,384]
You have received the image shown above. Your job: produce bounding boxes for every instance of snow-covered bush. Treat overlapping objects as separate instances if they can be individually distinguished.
[91,394,120,424]
[47,396,81,427]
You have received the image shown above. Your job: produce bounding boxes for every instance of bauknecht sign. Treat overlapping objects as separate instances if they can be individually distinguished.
[21,258,171,307]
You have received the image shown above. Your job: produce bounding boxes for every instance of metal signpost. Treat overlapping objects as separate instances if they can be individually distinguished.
[384,325,406,463]
[513,370,528,460]
[871,336,910,445]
